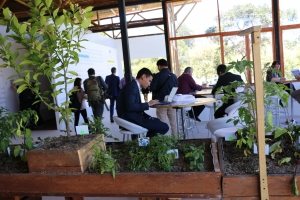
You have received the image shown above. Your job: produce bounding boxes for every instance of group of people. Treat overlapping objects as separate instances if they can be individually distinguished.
[71,58,244,137]
[117,59,243,138]
[70,67,121,131]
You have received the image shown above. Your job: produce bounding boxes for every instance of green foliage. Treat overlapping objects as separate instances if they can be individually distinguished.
[182,144,205,171]
[127,135,178,172]
[223,58,294,159]
[0,107,37,159]
[89,117,109,135]
[0,0,93,136]
[90,147,118,178]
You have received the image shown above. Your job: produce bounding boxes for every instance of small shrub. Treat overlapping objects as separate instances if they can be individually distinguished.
[90,146,118,178]
[182,144,205,171]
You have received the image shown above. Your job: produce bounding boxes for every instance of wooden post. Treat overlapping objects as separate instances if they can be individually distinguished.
[239,26,269,200]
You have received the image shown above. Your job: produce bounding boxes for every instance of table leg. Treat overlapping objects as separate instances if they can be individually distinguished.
[175,108,179,139]
[181,108,185,139]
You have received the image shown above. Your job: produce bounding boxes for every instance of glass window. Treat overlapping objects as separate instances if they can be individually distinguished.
[223,35,246,64]
[282,29,300,80]
[176,37,221,84]
[219,0,272,32]
[280,0,300,25]
[170,0,218,37]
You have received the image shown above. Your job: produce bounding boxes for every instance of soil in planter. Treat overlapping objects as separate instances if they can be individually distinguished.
[0,134,101,173]
[90,139,214,173]
[222,141,297,175]
[35,134,99,150]
[0,153,28,173]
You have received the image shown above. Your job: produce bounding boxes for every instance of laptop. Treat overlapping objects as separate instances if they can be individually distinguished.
[157,87,178,105]
[291,69,300,78]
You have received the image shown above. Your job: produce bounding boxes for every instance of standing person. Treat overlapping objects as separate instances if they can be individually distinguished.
[150,59,178,135]
[84,68,108,119]
[116,68,169,138]
[70,78,89,131]
[212,64,243,118]
[177,67,204,121]
[105,67,120,123]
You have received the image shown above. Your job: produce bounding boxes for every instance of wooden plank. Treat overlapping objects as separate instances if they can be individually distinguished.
[224,197,300,200]
[0,172,221,198]
[223,175,300,197]
[251,28,269,200]
[211,142,221,172]
[26,135,105,173]
[239,26,261,36]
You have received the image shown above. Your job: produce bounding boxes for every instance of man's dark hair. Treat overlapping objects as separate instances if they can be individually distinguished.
[87,68,95,76]
[217,64,227,75]
[111,67,116,74]
[184,67,192,73]
[156,59,168,67]
[136,68,153,79]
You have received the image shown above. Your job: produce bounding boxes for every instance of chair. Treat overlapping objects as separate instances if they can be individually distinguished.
[113,116,148,142]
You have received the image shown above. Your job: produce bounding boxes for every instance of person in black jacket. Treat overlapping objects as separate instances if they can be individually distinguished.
[105,67,120,123]
[117,68,169,138]
[212,64,243,118]
[150,59,178,135]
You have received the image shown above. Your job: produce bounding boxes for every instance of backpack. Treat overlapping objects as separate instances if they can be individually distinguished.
[69,92,81,111]
[86,77,104,102]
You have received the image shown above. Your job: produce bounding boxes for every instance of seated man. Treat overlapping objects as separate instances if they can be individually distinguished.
[116,68,169,138]
[212,64,243,118]
[177,67,205,121]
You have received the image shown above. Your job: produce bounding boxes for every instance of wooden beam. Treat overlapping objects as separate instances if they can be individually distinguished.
[0,0,7,9]
[238,26,261,36]
[239,26,269,200]
[14,0,30,8]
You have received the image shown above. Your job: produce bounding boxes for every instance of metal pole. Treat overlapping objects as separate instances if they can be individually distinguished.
[161,0,172,71]
[118,0,132,84]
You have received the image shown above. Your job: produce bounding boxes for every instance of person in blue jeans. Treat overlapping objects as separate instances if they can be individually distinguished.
[105,67,120,123]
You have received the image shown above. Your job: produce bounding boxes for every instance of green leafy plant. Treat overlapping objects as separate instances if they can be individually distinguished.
[127,135,178,172]
[182,144,205,171]
[0,0,93,136]
[222,58,290,156]
[0,107,38,159]
[89,117,109,135]
[90,146,118,178]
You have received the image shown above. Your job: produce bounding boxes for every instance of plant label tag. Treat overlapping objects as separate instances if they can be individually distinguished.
[75,125,89,135]
[138,137,150,146]
[253,143,270,155]
[166,149,179,159]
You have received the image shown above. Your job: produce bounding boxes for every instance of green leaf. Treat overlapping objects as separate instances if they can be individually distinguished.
[278,157,291,165]
[55,15,65,26]
[2,8,12,20]
[274,128,286,139]
[68,70,78,76]
[19,24,27,34]
[45,0,52,8]
[53,8,59,18]
[13,145,21,157]
[81,19,91,28]
[16,84,28,94]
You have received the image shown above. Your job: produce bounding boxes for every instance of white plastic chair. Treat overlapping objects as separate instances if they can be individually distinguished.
[113,116,148,141]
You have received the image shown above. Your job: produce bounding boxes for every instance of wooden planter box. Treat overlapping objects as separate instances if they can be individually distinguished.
[26,134,106,173]
[217,140,300,199]
[223,175,300,199]
[0,143,221,198]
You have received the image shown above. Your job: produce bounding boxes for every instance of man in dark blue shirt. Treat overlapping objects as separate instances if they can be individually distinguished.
[150,59,178,135]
